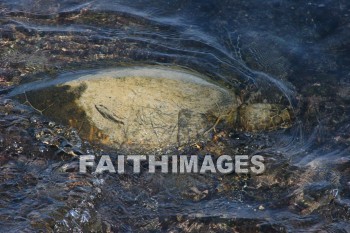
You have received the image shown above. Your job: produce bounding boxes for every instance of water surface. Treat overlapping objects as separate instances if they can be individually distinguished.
[0,0,350,232]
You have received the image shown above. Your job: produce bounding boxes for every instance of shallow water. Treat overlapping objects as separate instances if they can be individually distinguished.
[0,0,350,232]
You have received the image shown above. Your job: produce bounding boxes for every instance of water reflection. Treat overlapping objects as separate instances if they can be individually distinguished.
[0,0,349,232]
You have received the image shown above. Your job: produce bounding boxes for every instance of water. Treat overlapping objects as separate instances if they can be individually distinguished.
[0,0,350,232]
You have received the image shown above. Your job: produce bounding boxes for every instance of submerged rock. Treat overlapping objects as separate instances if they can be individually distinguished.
[9,66,292,152]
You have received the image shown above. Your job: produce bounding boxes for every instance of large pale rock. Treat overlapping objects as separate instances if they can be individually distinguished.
[10,66,292,152]
[12,67,238,152]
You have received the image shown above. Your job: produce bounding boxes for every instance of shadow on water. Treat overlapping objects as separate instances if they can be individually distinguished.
[0,0,350,232]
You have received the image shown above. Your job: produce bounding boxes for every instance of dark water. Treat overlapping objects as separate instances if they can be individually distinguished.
[0,0,350,232]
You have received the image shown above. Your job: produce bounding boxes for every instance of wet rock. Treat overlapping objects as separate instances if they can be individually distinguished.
[10,66,293,152]
[238,103,292,131]
[11,67,236,152]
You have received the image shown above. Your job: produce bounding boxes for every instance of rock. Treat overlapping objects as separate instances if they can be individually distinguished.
[11,67,237,152]
[9,66,292,152]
